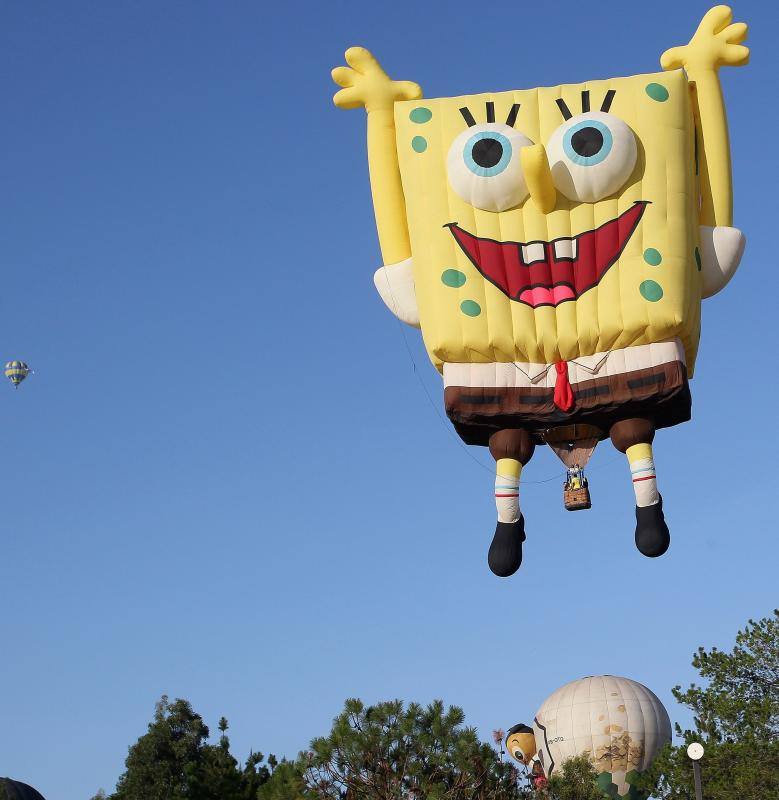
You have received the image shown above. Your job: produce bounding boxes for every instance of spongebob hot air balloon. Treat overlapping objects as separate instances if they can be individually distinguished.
[5,360,31,389]
[332,6,749,576]
[506,675,671,800]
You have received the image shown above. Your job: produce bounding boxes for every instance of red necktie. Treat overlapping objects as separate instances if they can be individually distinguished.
[554,361,574,411]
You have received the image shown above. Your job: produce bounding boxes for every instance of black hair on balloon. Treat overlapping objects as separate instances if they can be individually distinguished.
[459,107,477,127]
[506,723,534,737]
[555,98,572,120]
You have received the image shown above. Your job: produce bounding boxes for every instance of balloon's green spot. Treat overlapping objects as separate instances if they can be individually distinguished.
[694,247,702,271]
[639,280,663,302]
[643,248,662,266]
[596,773,614,795]
[441,269,467,287]
[645,83,669,102]
[623,770,644,800]
[460,299,481,317]
[409,107,432,124]
[411,136,427,153]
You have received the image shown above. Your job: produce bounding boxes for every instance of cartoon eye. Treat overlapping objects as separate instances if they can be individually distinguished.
[513,748,524,761]
[447,123,533,212]
[546,111,637,202]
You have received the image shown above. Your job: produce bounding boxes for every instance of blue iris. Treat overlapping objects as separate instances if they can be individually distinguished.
[562,119,613,166]
[463,131,512,177]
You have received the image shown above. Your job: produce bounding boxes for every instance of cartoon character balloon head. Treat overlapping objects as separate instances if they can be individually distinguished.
[505,723,537,766]
[332,7,749,576]
[507,675,671,800]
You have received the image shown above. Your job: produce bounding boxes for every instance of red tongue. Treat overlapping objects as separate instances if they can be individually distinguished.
[520,285,575,306]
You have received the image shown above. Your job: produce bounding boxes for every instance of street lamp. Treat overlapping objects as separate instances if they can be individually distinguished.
[687,742,705,800]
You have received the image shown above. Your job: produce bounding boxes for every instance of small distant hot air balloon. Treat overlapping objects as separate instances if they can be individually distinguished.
[5,360,31,388]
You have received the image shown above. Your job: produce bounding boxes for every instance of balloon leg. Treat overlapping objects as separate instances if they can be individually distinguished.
[487,430,535,577]
[609,418,670,558]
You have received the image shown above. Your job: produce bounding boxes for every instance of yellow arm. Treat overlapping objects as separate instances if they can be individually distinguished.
[332,47,422,265]
[661,6,749,227]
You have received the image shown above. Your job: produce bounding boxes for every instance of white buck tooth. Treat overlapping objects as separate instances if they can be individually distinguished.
[521,242,546,264]
[553,238,577,260]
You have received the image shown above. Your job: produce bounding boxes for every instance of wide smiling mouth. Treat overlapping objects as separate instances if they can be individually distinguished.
[445,201,648,308]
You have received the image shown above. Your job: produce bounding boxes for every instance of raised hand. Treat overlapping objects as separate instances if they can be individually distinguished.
[661,5,749,72]
[332,47,422,113]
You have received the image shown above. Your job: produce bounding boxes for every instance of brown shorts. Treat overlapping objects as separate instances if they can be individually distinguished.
[444,360,691,446]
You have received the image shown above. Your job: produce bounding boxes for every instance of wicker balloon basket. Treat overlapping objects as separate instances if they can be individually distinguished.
[564,485,592,511]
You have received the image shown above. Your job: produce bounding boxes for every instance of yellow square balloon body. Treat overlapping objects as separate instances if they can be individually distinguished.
[394,69,701,374]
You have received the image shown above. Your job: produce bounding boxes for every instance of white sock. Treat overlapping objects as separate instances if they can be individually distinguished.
[495,472,520,523]
[631,457,659,507]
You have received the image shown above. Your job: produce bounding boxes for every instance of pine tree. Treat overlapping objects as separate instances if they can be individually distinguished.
[301,698,523,800]
[199,716,246,799]
[258,760,308,800]
[111,696,211,800]
[634,610,779,800]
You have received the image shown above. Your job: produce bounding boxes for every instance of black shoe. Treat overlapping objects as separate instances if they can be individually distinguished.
[635,496,670,557]
[488,517,526,577]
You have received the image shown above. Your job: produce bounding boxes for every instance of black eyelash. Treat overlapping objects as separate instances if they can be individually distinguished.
[581,90,590,113]
[601,89,616,113]
[556,98,572,120]
[459,107,476,127]
[505,103,521,127]
[485,101,495,123]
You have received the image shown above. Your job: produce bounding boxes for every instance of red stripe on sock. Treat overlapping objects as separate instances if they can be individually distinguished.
[632,476,656,483]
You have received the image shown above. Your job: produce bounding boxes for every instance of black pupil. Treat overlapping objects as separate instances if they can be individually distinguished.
[472,137,503,169]
[571,126,603,157]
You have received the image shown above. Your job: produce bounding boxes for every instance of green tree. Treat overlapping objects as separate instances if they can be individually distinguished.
[242,751,273,798]
[635,610,779,800]
[199,716,247,799]
[545,754,603,800]
[109,695,281,800]
[258,760,308,800]
[301,698,524,800]
[111,696,212,800]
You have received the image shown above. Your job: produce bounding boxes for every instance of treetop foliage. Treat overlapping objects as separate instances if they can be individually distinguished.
[87,610,778,800]
[302,698,523,800]
[107,696,297,800]
[634,609,779,800]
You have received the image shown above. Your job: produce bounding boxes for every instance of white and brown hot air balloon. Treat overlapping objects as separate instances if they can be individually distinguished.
[507,675,671,800]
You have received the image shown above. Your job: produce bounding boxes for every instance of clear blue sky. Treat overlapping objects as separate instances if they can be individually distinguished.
[0,2,775,798]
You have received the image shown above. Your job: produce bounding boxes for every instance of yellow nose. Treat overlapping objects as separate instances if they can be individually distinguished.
[521,143,557,214]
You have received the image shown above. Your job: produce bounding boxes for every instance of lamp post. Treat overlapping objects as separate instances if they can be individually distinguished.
[687,742,705,800]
